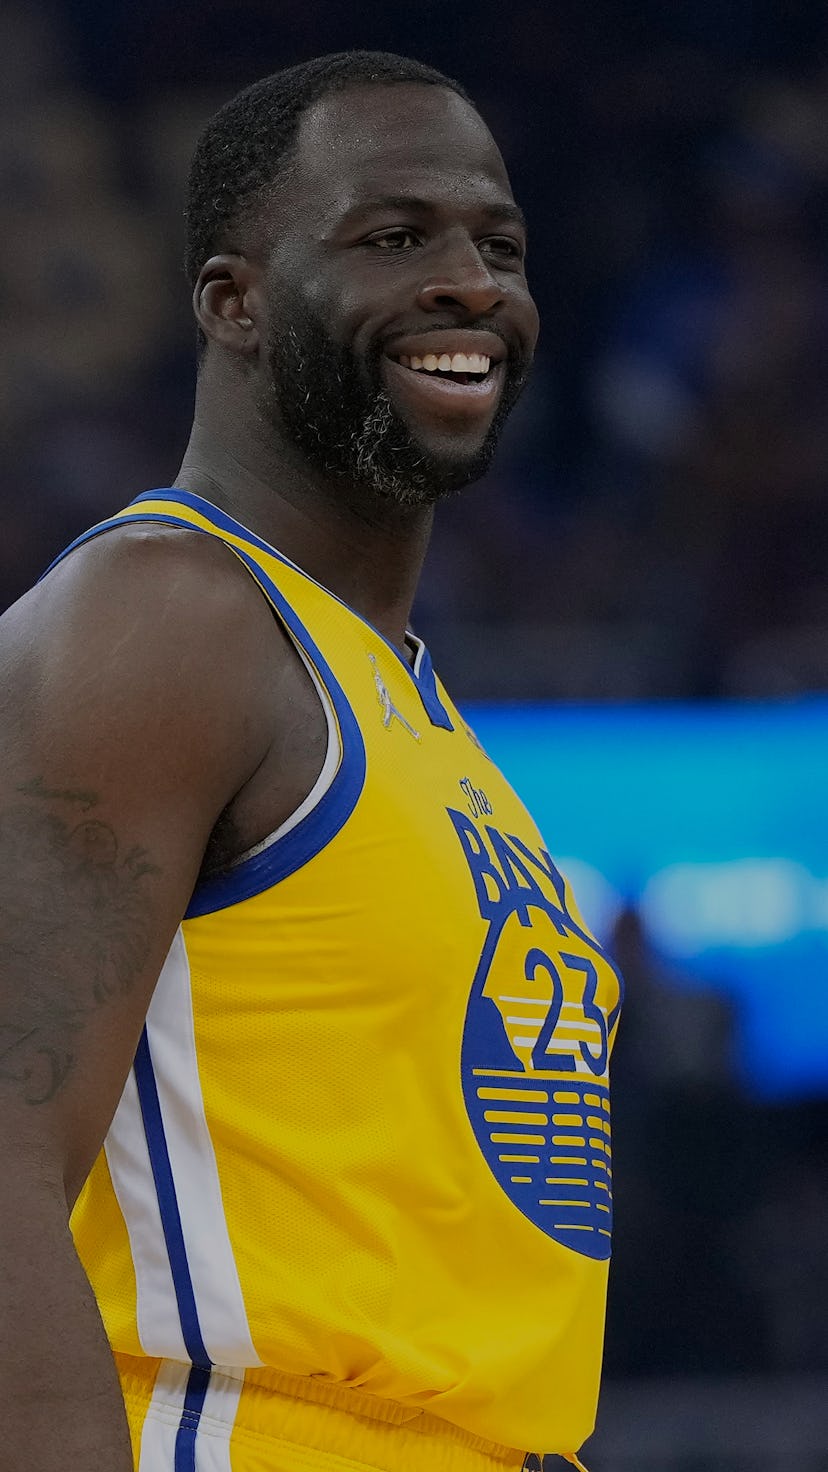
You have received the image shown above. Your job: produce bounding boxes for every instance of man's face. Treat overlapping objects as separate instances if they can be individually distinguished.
[255,82,539,506]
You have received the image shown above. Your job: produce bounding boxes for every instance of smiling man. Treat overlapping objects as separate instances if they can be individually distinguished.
[0,52,621,1472]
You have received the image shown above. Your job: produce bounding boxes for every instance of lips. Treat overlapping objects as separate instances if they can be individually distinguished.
[382,355,505,420]
[381,330,507,422]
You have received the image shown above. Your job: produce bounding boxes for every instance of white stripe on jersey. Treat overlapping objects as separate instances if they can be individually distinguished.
[105,1067,187,1361]
[106,930,262,1365]
[137,1361,244,1472]
[137,1360,189,1470]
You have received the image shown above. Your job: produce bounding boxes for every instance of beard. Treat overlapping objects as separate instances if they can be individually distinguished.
[262,300,531,509]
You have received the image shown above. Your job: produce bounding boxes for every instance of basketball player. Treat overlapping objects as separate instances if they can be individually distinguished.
[0,52,622,1472]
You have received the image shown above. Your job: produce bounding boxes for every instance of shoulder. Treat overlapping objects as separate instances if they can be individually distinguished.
[5,518,283,673]
[0,519,290,800]
[37,518,272,625]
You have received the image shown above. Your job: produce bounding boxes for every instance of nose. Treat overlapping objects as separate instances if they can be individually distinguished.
[416,234,504,317]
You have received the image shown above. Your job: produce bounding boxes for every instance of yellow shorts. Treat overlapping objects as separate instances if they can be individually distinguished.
[116,1355,586,1472]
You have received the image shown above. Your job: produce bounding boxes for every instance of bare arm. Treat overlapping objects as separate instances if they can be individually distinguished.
[0,526,283,1470]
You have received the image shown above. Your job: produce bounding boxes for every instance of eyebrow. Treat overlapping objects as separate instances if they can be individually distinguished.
[343,193,527,233]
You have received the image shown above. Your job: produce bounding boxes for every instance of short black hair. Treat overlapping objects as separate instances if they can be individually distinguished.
[184,50,473,289]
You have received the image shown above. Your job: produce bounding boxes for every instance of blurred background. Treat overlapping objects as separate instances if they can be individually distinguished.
[3,0,828,1465]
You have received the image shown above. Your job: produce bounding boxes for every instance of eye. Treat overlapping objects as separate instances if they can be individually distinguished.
[480,235,525,264]
[366,229,421,250]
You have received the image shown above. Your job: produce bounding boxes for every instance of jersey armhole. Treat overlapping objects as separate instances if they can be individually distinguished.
[38,505,367,918]
[225,634,340,862]
[182,539,366,917]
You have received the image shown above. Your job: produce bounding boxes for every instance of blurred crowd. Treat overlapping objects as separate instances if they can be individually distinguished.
[5,2,828,700]
[4,0,828,1391]
[606,908,828,1381]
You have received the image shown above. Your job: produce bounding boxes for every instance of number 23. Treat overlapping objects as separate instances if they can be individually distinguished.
[527,949,608,1076]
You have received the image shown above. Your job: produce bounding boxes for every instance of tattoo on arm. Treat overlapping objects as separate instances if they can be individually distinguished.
[16,775,100,812]
[0,781,162,1106]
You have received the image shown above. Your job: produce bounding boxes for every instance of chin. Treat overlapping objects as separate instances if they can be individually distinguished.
[419,434,496,489]
[348,391,503,506]
[408,416,491,459]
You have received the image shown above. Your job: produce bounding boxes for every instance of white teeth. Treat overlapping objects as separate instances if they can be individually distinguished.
[396,349,494,374]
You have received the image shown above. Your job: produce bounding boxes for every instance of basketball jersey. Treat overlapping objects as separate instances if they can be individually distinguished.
[64,490,623,1460]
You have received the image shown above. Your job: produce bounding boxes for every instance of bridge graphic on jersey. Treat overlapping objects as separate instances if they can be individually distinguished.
[449,807,622,1261]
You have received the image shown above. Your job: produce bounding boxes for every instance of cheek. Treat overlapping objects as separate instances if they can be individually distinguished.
[275,252,363,339]
[514,284,540,354]
[311,255,412,351]
[332,284,389,356]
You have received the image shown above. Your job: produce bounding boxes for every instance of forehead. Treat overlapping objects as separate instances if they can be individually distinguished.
[285,82,515,223]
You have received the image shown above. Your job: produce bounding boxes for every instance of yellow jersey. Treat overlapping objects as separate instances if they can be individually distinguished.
[64,490,622,1463]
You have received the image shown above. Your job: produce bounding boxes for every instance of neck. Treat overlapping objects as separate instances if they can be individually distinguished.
[175,380,435,653]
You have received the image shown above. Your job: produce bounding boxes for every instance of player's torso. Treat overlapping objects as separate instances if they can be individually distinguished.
[69,491,622,1456]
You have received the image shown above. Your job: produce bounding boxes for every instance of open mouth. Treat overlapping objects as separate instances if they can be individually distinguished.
[396,351,493,387]
[382,346,504,419]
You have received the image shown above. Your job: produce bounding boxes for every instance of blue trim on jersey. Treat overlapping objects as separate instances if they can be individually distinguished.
[41,504,368,916]
[411,640,453,731]
[129,488,454,730]
[38,516,132,581]
[173,1364,211,1472]
[185,534,366,916]
[133,1030,211,1367]
[41,488,453,729]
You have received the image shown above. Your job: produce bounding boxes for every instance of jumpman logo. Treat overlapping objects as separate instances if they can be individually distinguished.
[368,654,421,740]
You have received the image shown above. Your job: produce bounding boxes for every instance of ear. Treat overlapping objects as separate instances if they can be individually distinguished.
[193,255,263,356]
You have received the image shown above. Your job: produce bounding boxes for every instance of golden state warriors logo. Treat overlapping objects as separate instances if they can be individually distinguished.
[448,807,623,1261]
